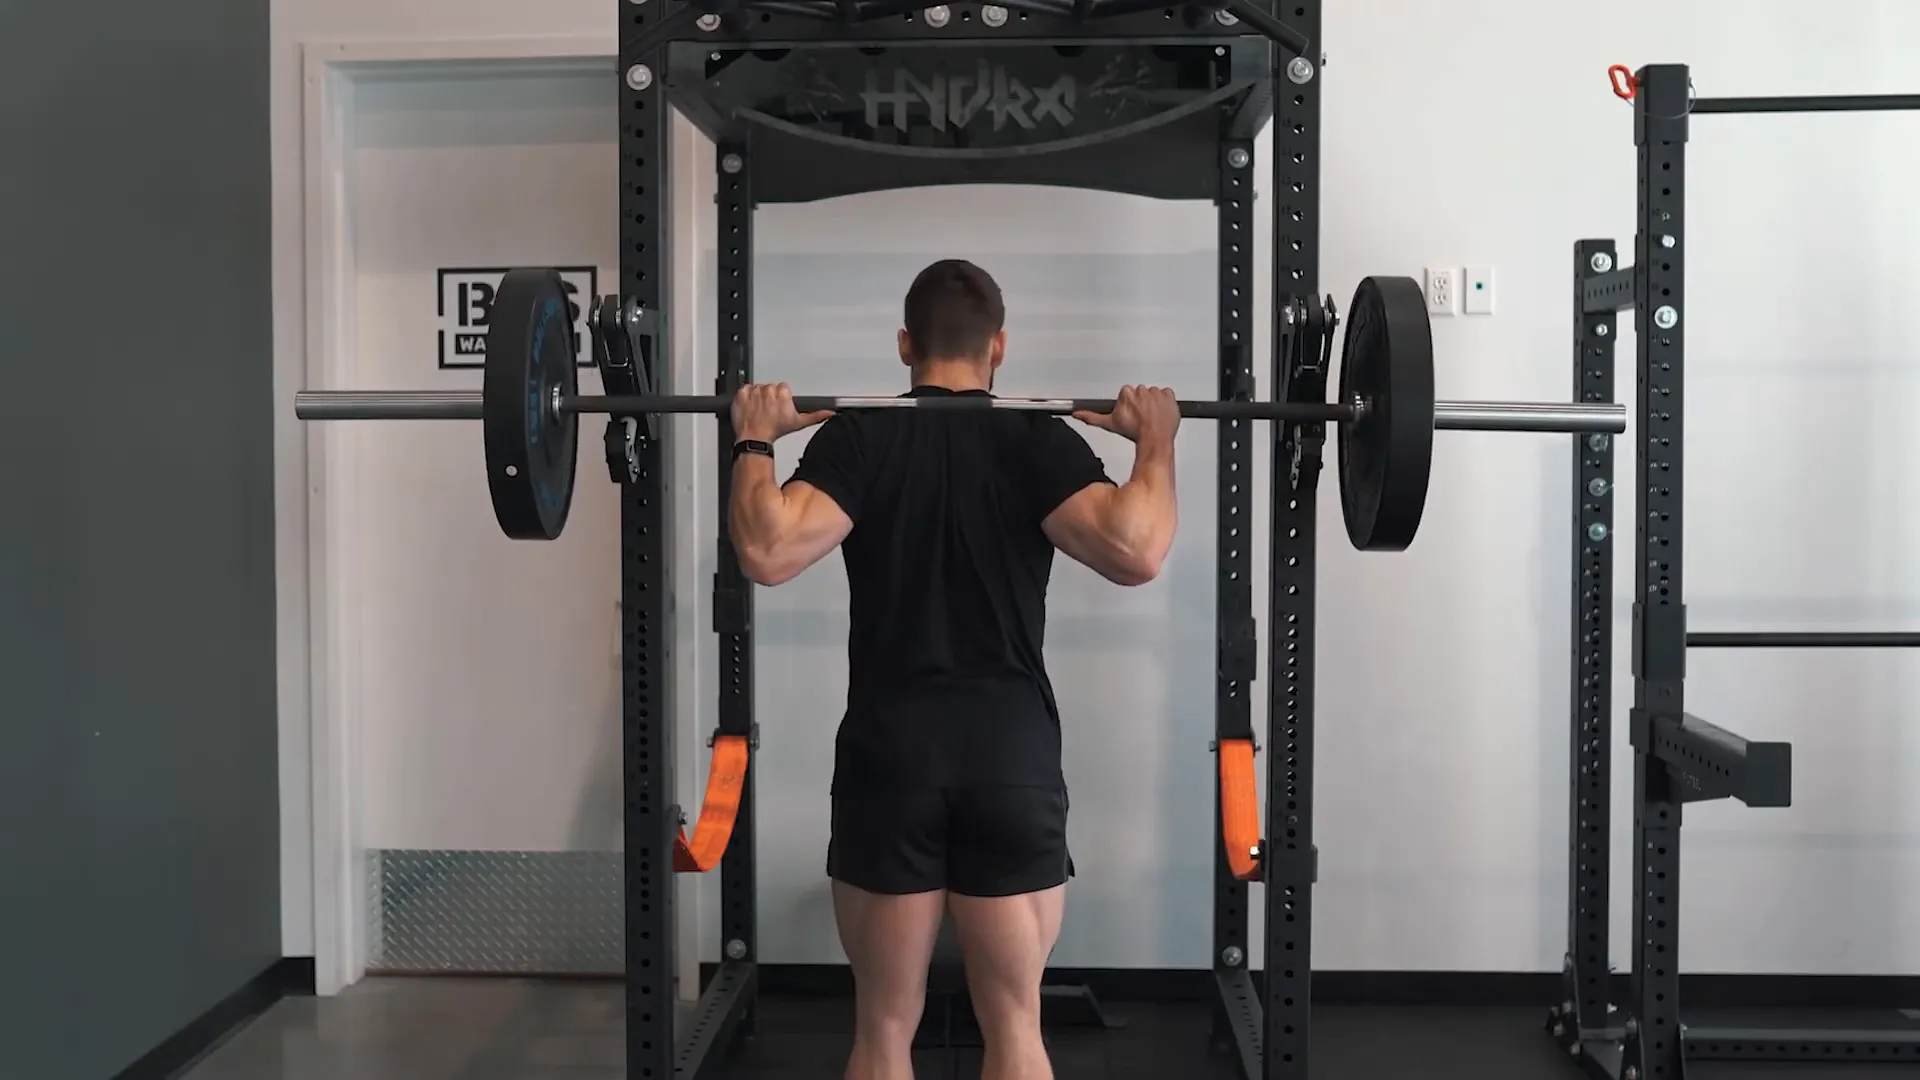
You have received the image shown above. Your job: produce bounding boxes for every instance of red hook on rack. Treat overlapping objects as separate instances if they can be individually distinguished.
[1608,64,1638,101]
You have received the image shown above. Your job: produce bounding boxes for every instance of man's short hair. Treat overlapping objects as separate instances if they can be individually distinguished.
[902,259,1005,362]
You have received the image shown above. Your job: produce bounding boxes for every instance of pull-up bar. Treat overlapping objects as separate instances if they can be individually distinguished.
[1607,64,1920,114]
[1691,94,1920,114]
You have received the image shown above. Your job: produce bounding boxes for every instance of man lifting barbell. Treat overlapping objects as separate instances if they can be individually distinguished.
[727,259,1180,1080]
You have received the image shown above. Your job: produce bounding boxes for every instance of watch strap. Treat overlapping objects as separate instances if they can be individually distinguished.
[732,439,775,461]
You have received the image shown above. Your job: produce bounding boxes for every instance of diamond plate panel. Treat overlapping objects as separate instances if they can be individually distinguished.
[369,849,624,974]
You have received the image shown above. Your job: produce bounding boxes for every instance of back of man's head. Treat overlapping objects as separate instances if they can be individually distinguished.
[902,259,1005,363]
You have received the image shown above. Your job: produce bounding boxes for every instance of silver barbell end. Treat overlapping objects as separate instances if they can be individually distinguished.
[297,391,483,420]
[1432,401,1624,434]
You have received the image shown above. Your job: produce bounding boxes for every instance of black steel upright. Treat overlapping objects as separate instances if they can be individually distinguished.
[1209,128,1260,1080]
[1622,61,1692,1080]
[1553,238,1619,1050]
[713,139,760,973]
[705,136,762,1045]
[618,5,677,1079]
[1265,4,1322,1078]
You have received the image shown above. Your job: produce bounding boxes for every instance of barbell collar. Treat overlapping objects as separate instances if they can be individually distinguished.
[293,389,1625,434]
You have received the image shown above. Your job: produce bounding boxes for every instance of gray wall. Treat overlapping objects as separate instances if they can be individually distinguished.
[0,0,280,1076]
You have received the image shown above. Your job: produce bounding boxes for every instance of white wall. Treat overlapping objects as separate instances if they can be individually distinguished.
[274,0,1920,984]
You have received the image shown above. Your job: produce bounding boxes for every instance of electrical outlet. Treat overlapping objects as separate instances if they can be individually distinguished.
[1463,266,1495,314]
[1424,267,1458,316]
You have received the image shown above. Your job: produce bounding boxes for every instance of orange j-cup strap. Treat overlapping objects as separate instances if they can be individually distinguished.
[1218,737,1262,882]
[673,733,750,873]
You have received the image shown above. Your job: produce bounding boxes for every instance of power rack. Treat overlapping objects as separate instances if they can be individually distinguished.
[611,1,1324,1078]
[1552,62,1920,1080]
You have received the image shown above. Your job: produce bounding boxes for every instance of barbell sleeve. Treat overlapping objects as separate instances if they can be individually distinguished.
[293,389,1626,434]
[296,390,484,421]
[1432,400,1625,434]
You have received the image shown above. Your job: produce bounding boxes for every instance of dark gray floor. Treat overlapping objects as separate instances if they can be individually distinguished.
[175,977,1919,1079]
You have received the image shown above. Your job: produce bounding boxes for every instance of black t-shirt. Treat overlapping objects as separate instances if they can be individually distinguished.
[786,385,1113,792]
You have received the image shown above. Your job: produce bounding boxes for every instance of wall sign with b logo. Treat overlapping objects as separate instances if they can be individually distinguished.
[437,266,598,369]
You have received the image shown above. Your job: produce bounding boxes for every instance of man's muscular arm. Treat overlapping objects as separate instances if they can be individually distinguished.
[729,463,852,586]
[1041,385,1182,586]
[1042,438,1176,586]
[726,382,855,587]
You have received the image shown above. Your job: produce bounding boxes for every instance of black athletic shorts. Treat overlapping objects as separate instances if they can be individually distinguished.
[826,786,1072,897]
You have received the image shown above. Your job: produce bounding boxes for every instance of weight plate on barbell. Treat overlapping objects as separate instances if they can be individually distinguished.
[1336,275,1434,552]
[484,268,580,540]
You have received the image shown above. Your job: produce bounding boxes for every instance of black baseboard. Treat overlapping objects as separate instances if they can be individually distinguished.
[710,963,1920,1011]
[114,957,315,1080]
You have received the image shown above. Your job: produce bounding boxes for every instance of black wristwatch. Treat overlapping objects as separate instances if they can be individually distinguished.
[732,439,775,462]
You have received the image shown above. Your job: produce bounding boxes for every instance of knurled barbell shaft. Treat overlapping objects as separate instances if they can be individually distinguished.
[287,391,1340,421]
[571,394,1357,421]
[292,390,1627,434]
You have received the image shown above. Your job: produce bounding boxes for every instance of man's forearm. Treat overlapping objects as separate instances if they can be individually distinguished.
[1103,438,1178,566]
[728,453,793,559]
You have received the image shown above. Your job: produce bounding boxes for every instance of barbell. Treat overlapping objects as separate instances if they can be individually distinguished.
[295,391,1613,430]
[293,269,1625,550]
